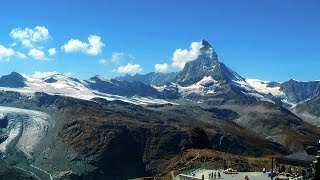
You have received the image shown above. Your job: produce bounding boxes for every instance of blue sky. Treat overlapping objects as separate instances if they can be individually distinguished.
[0,0,319,81]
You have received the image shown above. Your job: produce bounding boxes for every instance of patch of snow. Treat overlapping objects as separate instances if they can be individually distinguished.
[281,99,297,108]
[246,78,283,96]
[152,85,167,92]
[178,76,219,96]
[232,80,253,91]
[196,76,216,86]
[205,48,214,59]
[179,83,205,95]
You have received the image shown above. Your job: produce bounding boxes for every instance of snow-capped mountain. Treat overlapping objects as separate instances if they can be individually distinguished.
[246,78,320,107]
[280,79,320,103]
[154,40,271,103]
[84,75,164,98]
[245,79,283,96]
[174,40,247,86]
[0,40,319,108]
[116,72,178,85]
[0,40,319,180]
[0,72,175,105]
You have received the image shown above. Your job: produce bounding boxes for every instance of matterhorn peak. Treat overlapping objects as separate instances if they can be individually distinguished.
[175,40,244,86]
[198,39,217,61]
[200,39,212,48]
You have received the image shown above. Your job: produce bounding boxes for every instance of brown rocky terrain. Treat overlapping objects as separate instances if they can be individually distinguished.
[0,91,319,179]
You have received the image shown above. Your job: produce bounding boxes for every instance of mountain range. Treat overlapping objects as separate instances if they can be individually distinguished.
[0,40,319,179]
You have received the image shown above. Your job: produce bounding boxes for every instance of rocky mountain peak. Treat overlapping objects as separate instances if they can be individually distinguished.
[200,39,212,48]
[174,40,243,86]
[0,72,26,88]
[198,39,218,61]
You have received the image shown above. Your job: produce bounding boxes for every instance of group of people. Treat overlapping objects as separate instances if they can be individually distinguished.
[201,171,221,179]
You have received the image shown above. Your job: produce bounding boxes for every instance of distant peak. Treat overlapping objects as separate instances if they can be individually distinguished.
[198,39,217,61]
[10,71,20,75]
[288,79,298,82]
[94,75,110,81]
[200,39,212,48]
[6,72,26,79]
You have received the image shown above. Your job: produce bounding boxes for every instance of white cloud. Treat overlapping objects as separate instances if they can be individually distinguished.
[116,63,142,74]
[0,45,15,61]
[10,42,17,47]
[155,63,169,73]
[99,52,135,65]
[172,41,203,70]
[28,48,45,60]
[110,52,124,62]
[62,35,104,55]
[48,48,56,56]
[10,26,50,48]
[31,71,58,79]
[99,58,107,64]
[15,52,27,59]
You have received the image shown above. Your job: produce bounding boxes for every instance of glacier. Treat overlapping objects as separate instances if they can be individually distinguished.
[0,106,52,160]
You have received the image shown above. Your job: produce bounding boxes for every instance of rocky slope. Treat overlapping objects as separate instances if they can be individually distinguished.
[0,91,291,179]
[293,94,320,127]
[280,79,320,103]
[295,94,320,117]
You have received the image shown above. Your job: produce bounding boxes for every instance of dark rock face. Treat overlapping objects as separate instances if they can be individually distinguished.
[84,76,163,98]
[295,94,320,117]
[116,72,178,85]
[161,83,181,99]
[210,133,247,154]
[0,72,26,88]
[0,91,22,104]
[44,77,58,83]
[0,135,8,144]
[182,127,211,150]
[204,108,239,121]
[0,114,8,128]
[280,79,320,103]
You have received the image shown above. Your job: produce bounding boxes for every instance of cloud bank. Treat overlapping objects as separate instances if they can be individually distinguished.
[62,35,104,56]
[117,63,142,74]
[10,26,50,48]
[171,41,203,70]
[155,63,169,73]
[0,45,15,61]
[28,48,45,60]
